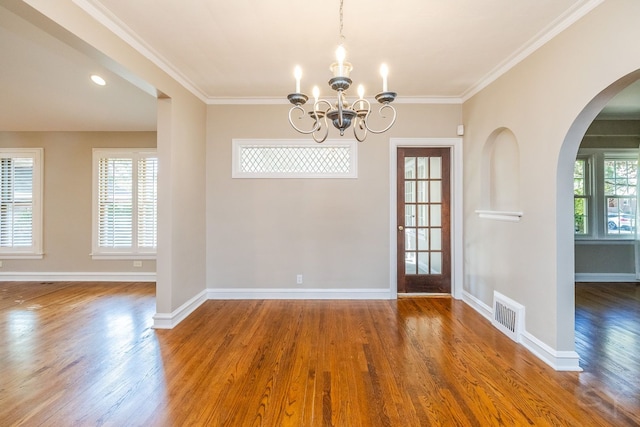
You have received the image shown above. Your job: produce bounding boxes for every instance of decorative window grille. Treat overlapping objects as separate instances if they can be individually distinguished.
[232,139,357,178]
[0,148,43,258]
[92,149,157,259]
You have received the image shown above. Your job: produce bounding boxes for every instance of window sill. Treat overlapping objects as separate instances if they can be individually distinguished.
[0,253,44,260]
[575,238,635,245]
[475,210,523,222]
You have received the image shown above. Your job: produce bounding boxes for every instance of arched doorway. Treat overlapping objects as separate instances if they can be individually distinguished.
[558,69,640,368]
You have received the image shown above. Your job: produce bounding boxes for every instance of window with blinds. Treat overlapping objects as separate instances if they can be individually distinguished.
[0,148,43,258]
[92,149,157,259]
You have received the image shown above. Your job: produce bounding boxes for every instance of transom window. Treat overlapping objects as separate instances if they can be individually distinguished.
[232,139,357,178]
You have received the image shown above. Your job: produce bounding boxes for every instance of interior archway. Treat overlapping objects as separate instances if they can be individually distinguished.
[557,69,640,366]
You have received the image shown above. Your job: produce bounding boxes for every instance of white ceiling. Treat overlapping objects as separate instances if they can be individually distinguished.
[0,0,638,132]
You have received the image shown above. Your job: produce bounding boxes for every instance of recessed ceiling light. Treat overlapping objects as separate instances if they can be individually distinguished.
[90,74,106,86]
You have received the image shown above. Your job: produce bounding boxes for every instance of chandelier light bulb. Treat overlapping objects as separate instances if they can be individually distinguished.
[294,66,302,93]
[313,86,320,104]
[357,85,365,109]
[380,64,389,92]
[335,45,346,76]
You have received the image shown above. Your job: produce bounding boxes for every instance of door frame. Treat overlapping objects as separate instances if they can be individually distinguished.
[389,138,463,300]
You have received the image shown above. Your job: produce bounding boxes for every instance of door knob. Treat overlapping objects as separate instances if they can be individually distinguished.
[398,225,404,231]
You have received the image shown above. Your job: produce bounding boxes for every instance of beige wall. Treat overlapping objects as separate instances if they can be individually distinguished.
[463,0,640,351]
[206,103,462,291]
[0,131,156,273]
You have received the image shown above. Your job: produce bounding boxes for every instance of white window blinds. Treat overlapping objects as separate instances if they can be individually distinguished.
[93,149,157,258]
[0,149,43,258]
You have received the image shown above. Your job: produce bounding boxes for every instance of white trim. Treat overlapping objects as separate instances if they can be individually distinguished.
[152,287,392,329]
[475,210,523,222]
[462,0,605,101]
[574,273,637,282]
[520,331,582,371]
[73,0,208,102]
[206,96,463,106]
[231,139,357,179]
[206,287,393,300]
[153,289,208,329]
[461,290,493,321]
[462,291,582,371]
[0,271,156,282]
[90,254,157,260]
[389,138,464,300]
[574,239,634,245]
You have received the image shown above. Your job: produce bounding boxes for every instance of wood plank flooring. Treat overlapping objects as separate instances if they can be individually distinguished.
[0,281,638,426]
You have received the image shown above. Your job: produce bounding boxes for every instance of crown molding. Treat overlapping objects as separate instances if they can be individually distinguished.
[205,96,463,106]
[73,0,208,102]
[461,0,606,102]
[74,0,604,106]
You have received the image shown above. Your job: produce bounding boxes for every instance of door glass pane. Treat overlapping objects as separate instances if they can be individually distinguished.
[405,252,416,274]
[431,252,442,274]
[417,229,428,250]
[417,205,428,226]
[418,252,429,274]
[430,157,441,179]
[417,157,428,179]
[405,228,416,250]
[405,181,415,203]
[430,181,441,203]
[405,157,415,179]
[430,205,442,227]
[405,205,416,227]
[431,228,442,251]
[417,181,427,203]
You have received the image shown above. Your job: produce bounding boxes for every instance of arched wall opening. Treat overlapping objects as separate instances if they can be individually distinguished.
[557,69,640,364]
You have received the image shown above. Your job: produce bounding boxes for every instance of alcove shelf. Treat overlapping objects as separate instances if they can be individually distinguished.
[475,210,523,222]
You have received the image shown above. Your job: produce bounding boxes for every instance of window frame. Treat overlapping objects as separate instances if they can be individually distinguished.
[0,148,44,259]
[575,148,638,241]
[231,139,358,179]
[91,148,157,260]
[574,155,592,237]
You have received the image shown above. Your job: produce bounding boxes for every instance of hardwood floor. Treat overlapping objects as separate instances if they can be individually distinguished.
[1,281,638,426]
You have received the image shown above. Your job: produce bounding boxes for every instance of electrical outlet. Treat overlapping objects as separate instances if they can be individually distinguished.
[133,261,142,268]
[296,274,303,284]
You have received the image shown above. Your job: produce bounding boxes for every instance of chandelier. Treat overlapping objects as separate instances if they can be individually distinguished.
[287,0,397,143]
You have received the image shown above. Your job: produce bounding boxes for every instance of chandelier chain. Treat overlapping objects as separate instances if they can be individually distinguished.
[338,0,345,45]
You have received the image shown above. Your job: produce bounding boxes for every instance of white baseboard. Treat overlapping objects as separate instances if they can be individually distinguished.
[206,287,394,300]
[153,289,208,329]
[575,273,637,282]
[0,271,156,282]
[461,290,493,321]
[462,290,582,371]
[520,331,582,371]
[152,287,393,329]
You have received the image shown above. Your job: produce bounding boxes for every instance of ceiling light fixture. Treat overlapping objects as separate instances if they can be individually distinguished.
[90,74,106,86]
[287,0,397,143]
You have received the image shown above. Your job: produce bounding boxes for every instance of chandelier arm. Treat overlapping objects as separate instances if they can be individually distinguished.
[312,100,331,143]
[353,98,370,142]
[354,119,367,142]
[363,103,397,134]
[288,104,321,135]
[312,117,329,143]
